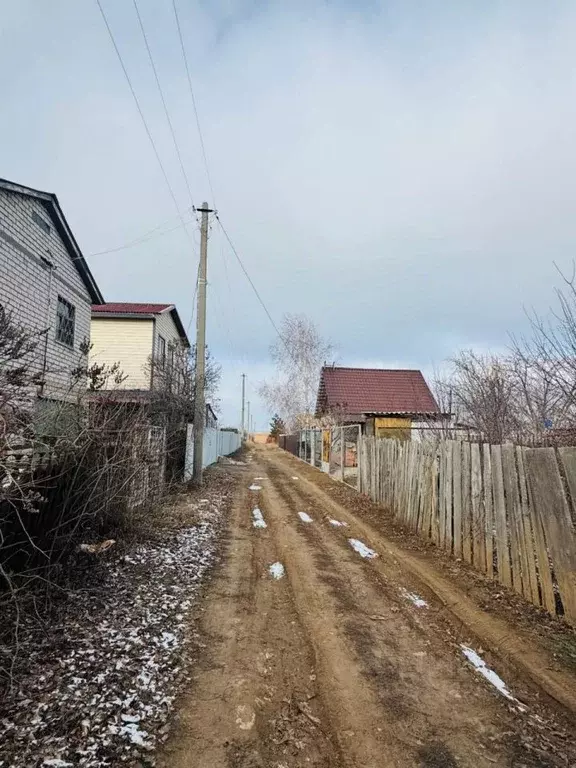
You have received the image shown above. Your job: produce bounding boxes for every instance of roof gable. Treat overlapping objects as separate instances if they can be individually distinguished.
[0,178,104,304]
[316,366,439,416]
[92,302,190,347]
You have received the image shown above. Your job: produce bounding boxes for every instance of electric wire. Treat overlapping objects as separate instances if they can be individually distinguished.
[95,0,186,220]
[89,210,195,256]
[215,214,283,341]
[132,0,195,209]
[172,0,217,207]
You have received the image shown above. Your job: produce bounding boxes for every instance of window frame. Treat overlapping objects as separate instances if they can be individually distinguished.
[157,334,166,369]
[32,210,51,235]
[55,295,75,348]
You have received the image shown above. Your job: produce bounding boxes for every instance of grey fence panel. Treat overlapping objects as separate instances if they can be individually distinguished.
[185,427,242,478]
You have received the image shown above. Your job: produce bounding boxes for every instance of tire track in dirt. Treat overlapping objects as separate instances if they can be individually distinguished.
[272,448,576,717]
[263,463,527,767]
[159,476,344,768]
[261,448,576,766]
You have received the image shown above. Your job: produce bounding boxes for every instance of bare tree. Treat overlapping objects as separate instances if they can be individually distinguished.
[510,268,576,437]
[442,350,520,443]
[259,314,332,430]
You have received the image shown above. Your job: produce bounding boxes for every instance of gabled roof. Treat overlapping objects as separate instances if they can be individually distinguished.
[0,178,104,304]
[92,302,190,347]
[92,302,173,315]
[316,366,439,417]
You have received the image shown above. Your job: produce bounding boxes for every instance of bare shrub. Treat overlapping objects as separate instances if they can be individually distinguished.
[0,309,162,684]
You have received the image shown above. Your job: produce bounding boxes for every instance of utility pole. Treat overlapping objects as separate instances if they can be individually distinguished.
[192,202,213,485]
[241,373,246,439]
[247,400,251,440]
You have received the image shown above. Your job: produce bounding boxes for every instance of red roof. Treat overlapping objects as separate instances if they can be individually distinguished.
[316,367,439,416]
[92,303,173,315]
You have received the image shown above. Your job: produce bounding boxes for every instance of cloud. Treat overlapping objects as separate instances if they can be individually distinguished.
[2,0,576,427]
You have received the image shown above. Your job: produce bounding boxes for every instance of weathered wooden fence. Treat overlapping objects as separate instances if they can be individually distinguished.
[359,437,576,623]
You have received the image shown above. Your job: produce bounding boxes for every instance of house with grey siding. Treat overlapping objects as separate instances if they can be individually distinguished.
[0,178,104,406]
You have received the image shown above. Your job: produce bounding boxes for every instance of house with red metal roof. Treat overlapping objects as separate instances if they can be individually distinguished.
[90,302,190,394]
[315,366,441,439]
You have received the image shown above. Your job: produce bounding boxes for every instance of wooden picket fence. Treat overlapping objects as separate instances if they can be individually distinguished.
[359,437,576,623]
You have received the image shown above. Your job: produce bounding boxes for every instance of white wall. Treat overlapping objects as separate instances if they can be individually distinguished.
[89,317,154,389]
[0,189,92,401]
[184,426,242,478]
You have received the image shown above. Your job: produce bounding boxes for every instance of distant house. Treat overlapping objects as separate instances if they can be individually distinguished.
[315,366,441,439]
[89,303,190,394]
[0,178,104,405]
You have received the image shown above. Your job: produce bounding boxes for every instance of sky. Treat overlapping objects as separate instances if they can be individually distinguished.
[2,0,576,429]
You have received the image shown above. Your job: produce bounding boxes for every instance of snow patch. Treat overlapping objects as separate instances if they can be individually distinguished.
[461,646,526,710]
[291,476,299,480]
[252,508,267,529]
[1,490,229,766]
[298,512,313,523]
[42,761,73,767]
[348,538,378,559]
[249,484,262,491]
[400,588,429,608]
[328,519,348,527]
[118,721,152,748]
[235,704,256,730]
[269,562,285,579]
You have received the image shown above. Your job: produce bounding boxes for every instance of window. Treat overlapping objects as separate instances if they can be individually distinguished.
[157,335,166,369]
[56,296,75,347]
[32,210,51,235]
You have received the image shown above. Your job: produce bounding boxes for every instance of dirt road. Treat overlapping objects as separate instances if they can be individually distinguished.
[160,446,576,768]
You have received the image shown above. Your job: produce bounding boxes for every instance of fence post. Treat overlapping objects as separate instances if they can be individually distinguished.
[310,429,315,466]
[341,426,345,482]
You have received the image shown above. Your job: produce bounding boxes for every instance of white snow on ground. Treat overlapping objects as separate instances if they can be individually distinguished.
[328,519,348,527]
[291,476,299,480]
[400,588,429,608]
[348,538,378,559]
[298,512,313,523]
[252,508,267,529]
[269,562,285,579]
[42,761,74,767]
[254,477,266,480]
[0,492,230,767]
[461,645,526,710]
[249,484,262,491]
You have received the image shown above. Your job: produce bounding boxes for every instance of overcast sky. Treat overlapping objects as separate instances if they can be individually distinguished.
[2,1,576,429]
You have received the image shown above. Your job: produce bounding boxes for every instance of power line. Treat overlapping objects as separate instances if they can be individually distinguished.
[215,213,283,341]
[172,0,217,207]
[216,214,314,387]
[89,209,195,256]
[95,0,186,220]
[132,0,195,209]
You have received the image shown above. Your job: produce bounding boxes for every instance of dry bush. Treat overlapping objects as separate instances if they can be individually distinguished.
[0,307,162,684]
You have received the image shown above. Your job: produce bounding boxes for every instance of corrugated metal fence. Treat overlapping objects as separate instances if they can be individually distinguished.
[185,426,241,479]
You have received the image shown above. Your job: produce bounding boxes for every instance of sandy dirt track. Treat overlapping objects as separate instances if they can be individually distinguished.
[159,446,576,768]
